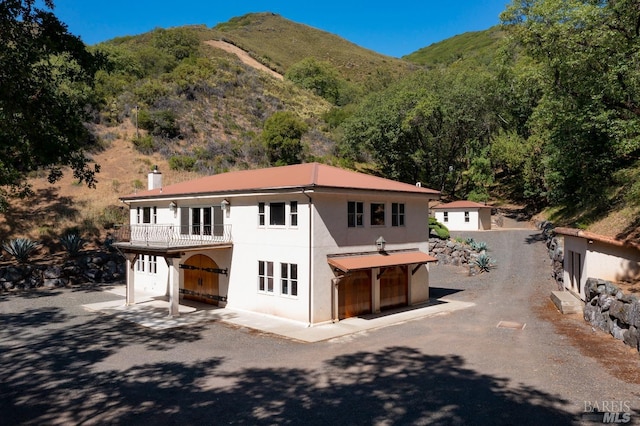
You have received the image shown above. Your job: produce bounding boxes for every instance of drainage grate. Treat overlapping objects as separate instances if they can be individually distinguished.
[497,320,526,330]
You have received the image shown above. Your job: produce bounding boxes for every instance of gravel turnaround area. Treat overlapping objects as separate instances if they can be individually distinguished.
[1,228,640,425]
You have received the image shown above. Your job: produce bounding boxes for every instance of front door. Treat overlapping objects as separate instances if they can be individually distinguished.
[183,254,220,305]
[380,265,408,310]
[338,270,372,320]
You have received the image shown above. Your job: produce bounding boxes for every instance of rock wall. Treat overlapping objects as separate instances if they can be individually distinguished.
[0,251,125,291]
[583,277,640,352]
[538,221,565,290]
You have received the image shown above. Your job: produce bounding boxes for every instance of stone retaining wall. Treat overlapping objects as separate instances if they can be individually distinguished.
[0,251,125,291]
[583,277,640,352]
[539,221,640,352]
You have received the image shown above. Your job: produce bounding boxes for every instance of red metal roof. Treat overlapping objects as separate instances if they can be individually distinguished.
[122,163,440,200]
[328,251,437,273]
[432,200,490,209]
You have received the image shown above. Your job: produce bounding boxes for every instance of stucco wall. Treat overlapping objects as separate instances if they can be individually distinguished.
[435,209,481,231]
[563,234,640,301]
[129,189,433,325]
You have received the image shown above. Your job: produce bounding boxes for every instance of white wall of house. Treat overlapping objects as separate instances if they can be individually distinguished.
[434,208,481,231]
[225,192,312,323]
[563,235,640,301]
[311,192,431,324]
[127,189,433,325]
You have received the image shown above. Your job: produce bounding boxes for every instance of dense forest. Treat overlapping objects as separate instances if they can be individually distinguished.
[2,0,640,241]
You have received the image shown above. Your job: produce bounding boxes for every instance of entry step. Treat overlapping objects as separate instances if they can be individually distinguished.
[550,290,583,314]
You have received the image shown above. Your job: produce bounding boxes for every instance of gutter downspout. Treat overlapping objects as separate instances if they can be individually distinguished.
[302,188,313,327]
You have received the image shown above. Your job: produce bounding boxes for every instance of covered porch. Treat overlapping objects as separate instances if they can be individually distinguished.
[112,224,232,317]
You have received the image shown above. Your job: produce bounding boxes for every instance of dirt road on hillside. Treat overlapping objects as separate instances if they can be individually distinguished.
[204,40,284,80]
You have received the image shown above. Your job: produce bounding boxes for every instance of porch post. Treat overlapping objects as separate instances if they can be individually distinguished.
[167,257,180,317]
[125,253,138,306]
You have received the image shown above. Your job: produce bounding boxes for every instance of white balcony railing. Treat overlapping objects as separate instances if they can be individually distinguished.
[113,224,232,248]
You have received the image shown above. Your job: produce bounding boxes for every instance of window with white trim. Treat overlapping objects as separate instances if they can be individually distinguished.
[136,255,145,272]
[371,203,385,226]
[258,202,265,226]
[258,260,274,293]
[443,212,449,222]
[281,263,298,297]
[347,201,364,227]
[290,201,298,227]
[269,202,286,226]
[464,211,470,223]
[392,203,405,227]
[148,255,157,274]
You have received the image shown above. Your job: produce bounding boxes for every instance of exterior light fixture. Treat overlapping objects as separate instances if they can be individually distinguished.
[169,201,177,212]
[376,236,386,252]
[221,199,230,211]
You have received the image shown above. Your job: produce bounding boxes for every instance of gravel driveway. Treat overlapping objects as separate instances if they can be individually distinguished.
[1,227,639,425]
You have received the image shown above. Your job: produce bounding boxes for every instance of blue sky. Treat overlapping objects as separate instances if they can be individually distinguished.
[52,0,511,58]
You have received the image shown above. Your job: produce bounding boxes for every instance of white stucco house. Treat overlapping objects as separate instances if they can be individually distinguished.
[432,200,492,231]
[554,227,640,301]
[113,163,440,326]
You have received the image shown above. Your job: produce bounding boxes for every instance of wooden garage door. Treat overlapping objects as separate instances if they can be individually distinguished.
[380,265,408,310]
[183,254,219,306]
[338,270,372,320]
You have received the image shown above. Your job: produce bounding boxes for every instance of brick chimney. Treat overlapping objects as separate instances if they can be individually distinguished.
[148,165,162,190]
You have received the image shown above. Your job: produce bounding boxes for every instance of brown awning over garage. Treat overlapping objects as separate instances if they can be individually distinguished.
[328,251,437,273]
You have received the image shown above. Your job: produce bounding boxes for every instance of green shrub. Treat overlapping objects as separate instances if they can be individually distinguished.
[60,232,85,257]
[169,155,197,171]
[2,238,40,263]
[132,134,155,153]
[429,217,450,240]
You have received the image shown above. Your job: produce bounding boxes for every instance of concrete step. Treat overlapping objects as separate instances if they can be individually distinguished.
[550,290,583,314]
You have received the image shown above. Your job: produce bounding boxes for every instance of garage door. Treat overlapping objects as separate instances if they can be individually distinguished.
[183,254,220,306]
[380,265,408,310]
[338,270,372,320]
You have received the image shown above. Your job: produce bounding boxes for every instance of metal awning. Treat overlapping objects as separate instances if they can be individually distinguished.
[327,251,437,273]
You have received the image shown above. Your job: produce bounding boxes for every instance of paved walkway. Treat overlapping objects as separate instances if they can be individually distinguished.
[83,285,475,342]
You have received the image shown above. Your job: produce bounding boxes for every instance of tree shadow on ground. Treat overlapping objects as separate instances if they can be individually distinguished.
[525,232,546,244]
[0,307,577,425]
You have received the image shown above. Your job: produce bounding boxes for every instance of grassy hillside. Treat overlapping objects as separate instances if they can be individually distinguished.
[403,26,505,67]
[208,12,416,84]
[0,13,415,247]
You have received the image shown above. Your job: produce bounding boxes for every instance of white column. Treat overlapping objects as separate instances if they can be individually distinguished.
[167,258,180,317]
[125,253,138,306]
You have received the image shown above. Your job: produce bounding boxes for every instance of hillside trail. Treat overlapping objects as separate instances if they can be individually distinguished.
[204,40,284,80]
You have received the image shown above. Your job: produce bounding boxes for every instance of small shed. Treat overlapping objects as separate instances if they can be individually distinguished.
[432,200,492,231]
[554,227,640,301]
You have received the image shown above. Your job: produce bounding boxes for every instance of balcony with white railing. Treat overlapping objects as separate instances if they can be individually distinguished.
[112,224,232,248]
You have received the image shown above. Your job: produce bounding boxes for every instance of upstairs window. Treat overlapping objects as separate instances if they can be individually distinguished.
[347,201,364,227]
[258,203,265,226]
[290,201,298,227]
[270,202,286,226]
[371,203,385,226]
[392,203,405,227]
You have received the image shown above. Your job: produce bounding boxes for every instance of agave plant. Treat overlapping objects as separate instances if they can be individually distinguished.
[60,232,85,257]
[2,238,40,263]
[471,241,488,252]
[474,253,496,273]
[465,237,475,245]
